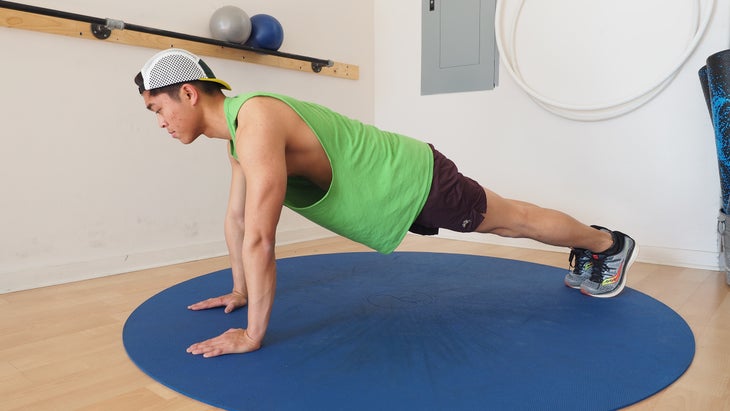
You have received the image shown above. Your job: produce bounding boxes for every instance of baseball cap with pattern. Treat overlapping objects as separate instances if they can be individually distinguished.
[138,48,231,93]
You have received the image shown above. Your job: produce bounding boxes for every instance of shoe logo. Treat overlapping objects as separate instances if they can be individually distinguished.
[601,261,624,286]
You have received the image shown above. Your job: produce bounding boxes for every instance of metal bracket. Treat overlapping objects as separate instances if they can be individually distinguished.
[311,60,335,73]
[90,18,125,40]
[90,22,111,39]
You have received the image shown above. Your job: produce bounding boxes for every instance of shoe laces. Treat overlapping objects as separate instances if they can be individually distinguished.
[569,249,591,275]
[589,253,609,282]
[569,249,584,273]
[568,249,578,271]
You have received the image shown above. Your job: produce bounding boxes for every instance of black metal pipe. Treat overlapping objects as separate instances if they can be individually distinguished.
[0,0,104,24]
[0,0,334,71]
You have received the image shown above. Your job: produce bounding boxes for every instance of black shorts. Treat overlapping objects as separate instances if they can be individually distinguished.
[409,145,487,235]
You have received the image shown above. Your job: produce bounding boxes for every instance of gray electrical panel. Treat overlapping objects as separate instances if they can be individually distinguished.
[421,0,498,95]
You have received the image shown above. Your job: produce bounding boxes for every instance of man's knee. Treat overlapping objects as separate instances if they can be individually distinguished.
[477,195,532,237]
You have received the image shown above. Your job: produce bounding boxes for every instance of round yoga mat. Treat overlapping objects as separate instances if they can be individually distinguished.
[123,252,695,410]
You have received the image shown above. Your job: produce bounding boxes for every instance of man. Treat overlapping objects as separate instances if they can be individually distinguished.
[134,49,637,358]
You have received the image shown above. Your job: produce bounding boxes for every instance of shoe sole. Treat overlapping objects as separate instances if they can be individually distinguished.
[564,279,584,289]
[581,243,639,298]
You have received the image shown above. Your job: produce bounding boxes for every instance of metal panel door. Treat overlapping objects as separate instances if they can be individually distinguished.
[421,0,498,95]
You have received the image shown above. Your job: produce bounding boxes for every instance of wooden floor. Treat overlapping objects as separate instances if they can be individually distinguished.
[1,235,729,410]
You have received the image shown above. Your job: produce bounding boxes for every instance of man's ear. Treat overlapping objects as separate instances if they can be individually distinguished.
[179,83,199,105]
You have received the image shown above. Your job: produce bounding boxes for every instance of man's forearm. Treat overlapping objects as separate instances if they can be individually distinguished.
[242,238,277,343]
[224,215,247,295]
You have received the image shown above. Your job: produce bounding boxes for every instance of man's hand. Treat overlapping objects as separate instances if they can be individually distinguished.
[186,328,261,357]
[187,291,247,314]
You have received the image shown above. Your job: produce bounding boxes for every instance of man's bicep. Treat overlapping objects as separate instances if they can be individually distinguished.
[239,151,287,239]
[241,164,287,240]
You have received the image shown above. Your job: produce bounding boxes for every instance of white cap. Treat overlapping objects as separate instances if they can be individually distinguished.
[138,48,231,92]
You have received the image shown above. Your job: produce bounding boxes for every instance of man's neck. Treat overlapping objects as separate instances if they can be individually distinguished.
[200,94,230,140]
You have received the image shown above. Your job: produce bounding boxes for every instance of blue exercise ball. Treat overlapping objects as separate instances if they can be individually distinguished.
[209,5,252,44]
[245,14,284,51]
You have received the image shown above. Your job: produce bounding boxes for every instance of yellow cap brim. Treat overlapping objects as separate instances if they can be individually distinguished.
[200,77,232,91]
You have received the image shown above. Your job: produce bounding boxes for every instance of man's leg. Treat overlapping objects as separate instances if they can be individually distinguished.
[475,188,637,298]
[475,188,613,253]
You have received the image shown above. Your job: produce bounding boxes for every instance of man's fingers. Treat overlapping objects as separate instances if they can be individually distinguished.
[187,297,224,310]
[186,329,260,358]
[187,294,247,311]
[224,301,237,314]
[186,337,221,355]
[187,343,224,358]
[187,341,226,358]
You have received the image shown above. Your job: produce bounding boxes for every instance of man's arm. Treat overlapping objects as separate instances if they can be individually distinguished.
[225,155,248,300]
[186,98,288,357]
[187,154,248,313]
[236,100,288,345]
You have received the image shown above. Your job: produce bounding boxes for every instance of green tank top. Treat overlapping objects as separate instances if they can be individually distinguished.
[224,92,433,254]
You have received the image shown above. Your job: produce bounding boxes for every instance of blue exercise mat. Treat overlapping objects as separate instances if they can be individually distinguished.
[123,252,694,410]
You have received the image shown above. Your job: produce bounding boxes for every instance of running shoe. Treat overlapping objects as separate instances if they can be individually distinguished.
[564,248,593,289]
[564,225,610,289]
[580,231,638,298]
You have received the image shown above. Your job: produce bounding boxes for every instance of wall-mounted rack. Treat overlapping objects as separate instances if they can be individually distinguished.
[0,1,359,80]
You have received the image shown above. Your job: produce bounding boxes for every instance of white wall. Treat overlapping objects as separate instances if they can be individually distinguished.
[4,0,727,293]
[0,0,373,292]
[375,0,728,269]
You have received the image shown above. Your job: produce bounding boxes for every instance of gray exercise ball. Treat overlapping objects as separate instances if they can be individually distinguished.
[209,6,252,43]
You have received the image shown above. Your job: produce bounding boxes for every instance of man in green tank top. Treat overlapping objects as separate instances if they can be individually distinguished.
[134,49,637,358]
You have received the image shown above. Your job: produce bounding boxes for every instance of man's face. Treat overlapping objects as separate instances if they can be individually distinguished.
[142,89,200,144]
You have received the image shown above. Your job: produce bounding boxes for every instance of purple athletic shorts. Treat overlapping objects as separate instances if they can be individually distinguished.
[409,145,487,236]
